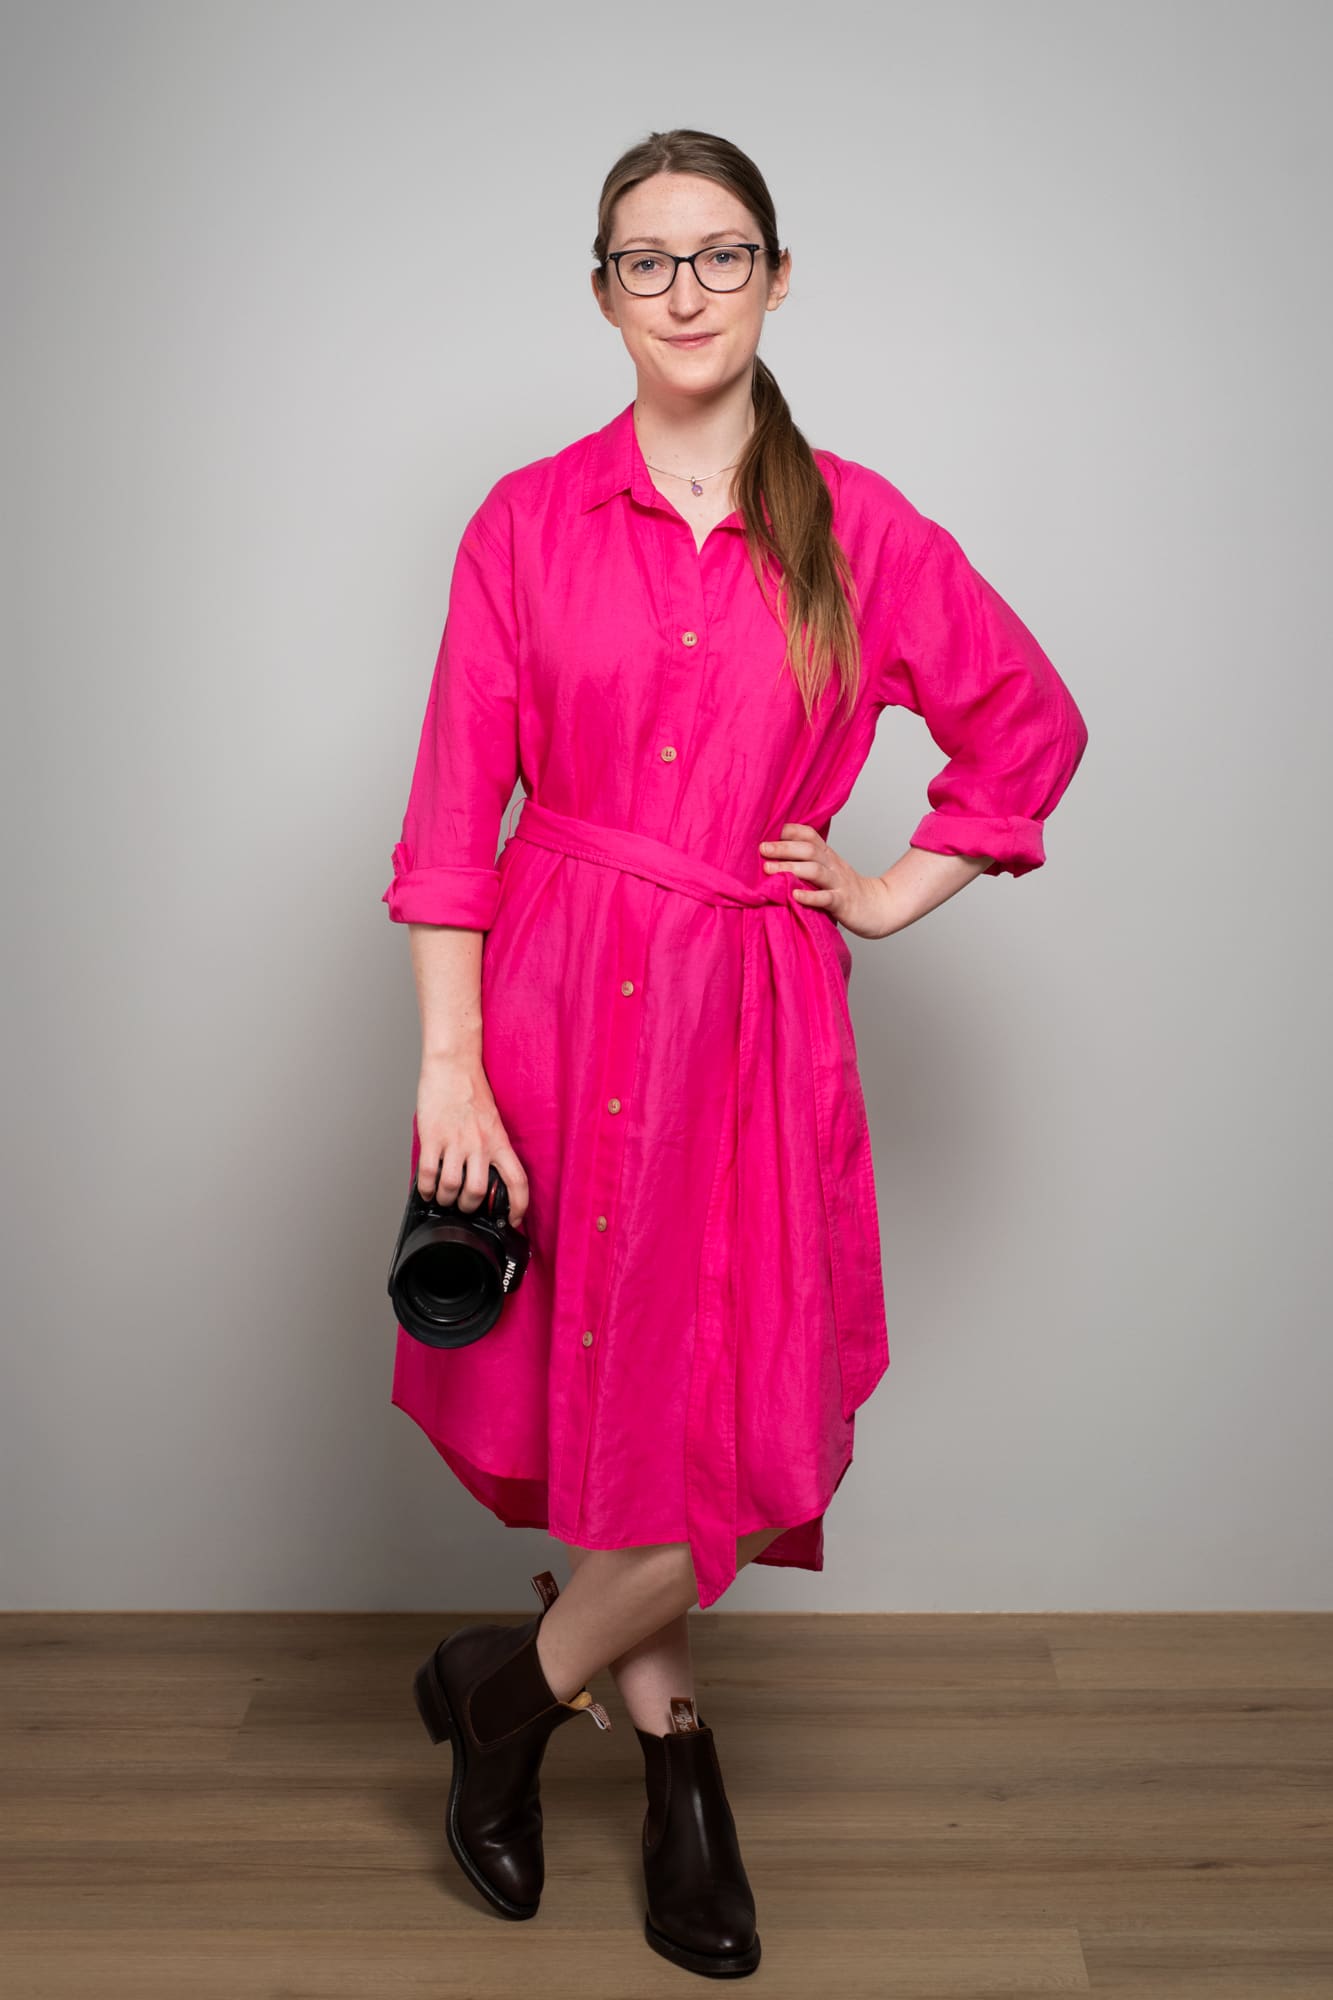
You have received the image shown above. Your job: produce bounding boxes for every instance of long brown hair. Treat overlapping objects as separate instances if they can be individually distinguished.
[592,129,863,724]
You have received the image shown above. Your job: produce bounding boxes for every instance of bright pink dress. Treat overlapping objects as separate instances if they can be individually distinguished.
[383,398,1088,1608]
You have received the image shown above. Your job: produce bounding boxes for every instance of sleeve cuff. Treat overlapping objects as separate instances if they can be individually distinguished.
[908,811,1046,878]
[381,842,501,929]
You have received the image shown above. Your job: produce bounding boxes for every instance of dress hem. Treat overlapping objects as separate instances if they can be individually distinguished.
[392,1391,854,1580]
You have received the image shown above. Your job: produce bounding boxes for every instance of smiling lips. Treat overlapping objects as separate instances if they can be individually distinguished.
[664,333,716,345]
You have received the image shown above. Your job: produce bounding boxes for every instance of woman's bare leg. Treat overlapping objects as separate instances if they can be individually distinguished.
[563,1543,695,1734]
[535,1527,786,1716]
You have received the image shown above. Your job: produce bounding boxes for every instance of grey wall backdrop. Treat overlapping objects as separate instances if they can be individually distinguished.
[4,0,1328,1612]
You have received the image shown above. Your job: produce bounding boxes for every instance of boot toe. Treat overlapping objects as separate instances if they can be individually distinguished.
[645,1908,763,1976]
[457,1801,545,1914]
[465,1837,541,1918]
[652,1890,757,1957]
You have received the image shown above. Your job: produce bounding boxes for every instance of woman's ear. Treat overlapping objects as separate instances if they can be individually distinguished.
[591,268,619,327]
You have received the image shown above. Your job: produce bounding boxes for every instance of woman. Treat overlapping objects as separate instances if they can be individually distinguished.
[384,128,1088,1977]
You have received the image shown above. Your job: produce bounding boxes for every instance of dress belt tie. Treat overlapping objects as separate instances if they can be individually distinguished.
[506,796,887,1611]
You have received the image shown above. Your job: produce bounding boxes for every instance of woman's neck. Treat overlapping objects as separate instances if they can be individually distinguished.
[632,383,755,482]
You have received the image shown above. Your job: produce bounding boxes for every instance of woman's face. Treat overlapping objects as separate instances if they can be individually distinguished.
[593,171,790,404]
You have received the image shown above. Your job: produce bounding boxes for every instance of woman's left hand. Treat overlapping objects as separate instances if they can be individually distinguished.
[759,824,898,941]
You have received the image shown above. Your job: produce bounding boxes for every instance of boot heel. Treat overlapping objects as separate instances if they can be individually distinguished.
[413,1654,453,1746]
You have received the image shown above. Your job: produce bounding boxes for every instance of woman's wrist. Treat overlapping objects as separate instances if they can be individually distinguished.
[420,1034,484,1073]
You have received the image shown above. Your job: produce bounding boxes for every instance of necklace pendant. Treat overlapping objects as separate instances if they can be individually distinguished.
[690,478,703,496]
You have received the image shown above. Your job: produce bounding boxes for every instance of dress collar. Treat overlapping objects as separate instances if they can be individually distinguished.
[580,398,744,531]
[580,399,656,512]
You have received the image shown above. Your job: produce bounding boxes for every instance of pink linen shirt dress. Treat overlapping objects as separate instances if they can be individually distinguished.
[383,397,1089,1609]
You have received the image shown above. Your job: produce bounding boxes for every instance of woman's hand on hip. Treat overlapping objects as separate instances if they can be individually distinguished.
[759,824,901,941]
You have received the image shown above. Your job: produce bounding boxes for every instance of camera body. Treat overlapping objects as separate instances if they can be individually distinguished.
[387,1164,531,1349]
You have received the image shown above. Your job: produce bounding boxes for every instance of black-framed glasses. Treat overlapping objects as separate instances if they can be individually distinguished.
[604,243,763,297]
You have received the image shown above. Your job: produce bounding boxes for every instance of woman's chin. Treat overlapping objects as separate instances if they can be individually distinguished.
[640,351,750,398]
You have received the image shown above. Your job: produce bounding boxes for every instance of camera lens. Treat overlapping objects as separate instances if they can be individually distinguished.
[404,1241,492,1327]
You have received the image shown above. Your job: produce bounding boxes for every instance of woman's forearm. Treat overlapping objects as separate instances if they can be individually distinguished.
[408,922,486,1066]
[875,846,994,934]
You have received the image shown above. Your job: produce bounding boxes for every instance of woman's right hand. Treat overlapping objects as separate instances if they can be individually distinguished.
[415,1053,530,1228]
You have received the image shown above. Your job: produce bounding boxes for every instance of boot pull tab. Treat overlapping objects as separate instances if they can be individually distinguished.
[564,1686,613,1730]
[530,1570,560,1612]
[669,1695,703,1733]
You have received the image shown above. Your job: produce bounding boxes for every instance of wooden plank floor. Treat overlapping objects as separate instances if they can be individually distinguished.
[2,1611,1331,1998]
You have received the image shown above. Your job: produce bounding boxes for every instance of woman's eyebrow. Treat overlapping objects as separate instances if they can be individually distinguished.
[617,229,743,248]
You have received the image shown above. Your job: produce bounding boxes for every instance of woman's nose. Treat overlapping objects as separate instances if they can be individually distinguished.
[671,263,709,307]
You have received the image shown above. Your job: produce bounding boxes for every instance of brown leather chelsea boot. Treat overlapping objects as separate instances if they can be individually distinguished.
[413,1569,611,1919]
[634,1694,761,1977]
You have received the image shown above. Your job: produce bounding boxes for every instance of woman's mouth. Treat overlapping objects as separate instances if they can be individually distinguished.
[663,333,716,348]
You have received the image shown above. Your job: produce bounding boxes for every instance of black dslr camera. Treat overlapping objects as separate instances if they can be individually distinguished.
[387,1164,531,1349]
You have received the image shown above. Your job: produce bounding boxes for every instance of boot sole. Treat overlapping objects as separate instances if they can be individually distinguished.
[644,1911,762,1977]
[413,1646,540,1922]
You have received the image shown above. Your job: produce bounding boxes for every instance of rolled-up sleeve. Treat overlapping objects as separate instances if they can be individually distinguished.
[877,521,1089,877]
[382,501,520,929]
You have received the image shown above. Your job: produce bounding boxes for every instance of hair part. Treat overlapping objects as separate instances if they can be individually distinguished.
[592,128,863,723]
